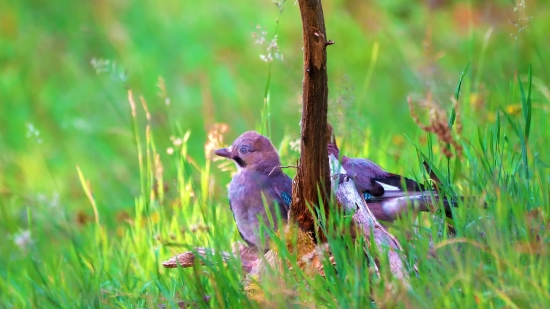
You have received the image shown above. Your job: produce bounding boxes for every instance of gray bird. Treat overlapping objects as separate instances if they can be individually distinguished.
[326,128,458,224]
[215,131,292,249]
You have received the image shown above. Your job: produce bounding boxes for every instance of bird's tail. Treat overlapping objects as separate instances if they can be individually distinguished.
[365,193,487,224]
[408,194,486,218]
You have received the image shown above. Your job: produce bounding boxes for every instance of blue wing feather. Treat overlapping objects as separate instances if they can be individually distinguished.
[281,191,292,207]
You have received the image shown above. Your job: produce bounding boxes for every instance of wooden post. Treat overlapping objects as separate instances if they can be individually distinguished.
[290,0,333,239]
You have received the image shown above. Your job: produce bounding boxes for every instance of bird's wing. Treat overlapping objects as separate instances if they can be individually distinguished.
[343,156,388,178]
[342,155,427,196]
[228,199,256,247]
[270,172,293,213]
[342,157,389,196]
[364,191,460,223]
[373,173,426,193]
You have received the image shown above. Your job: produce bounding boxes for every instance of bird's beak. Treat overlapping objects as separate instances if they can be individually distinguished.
[214,148,232,158]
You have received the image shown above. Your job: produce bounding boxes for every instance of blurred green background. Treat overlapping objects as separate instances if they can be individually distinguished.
[2,0,546,221]
[1,0,549,307]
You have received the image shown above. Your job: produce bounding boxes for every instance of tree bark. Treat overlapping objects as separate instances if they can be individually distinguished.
[290,0,332,239]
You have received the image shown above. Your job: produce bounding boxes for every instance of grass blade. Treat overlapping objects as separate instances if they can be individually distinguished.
[517,66,533,142]
[449,62,470,129]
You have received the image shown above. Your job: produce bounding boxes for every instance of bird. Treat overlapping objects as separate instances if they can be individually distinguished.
[215,131,292,250]
[326,124,460,224]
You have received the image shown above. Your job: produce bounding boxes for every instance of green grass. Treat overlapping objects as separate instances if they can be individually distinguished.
[1,0,549,307]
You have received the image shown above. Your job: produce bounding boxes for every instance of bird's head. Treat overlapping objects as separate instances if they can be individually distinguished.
[214,131,281,172]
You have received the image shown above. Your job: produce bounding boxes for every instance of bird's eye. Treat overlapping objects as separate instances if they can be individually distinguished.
[239,147,248,154]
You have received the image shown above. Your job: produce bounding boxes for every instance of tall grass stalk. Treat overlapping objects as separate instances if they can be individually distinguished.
[259,0,286,138]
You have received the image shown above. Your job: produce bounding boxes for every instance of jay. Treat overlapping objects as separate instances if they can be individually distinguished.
[215,131,292,249]
[326,125,458,224]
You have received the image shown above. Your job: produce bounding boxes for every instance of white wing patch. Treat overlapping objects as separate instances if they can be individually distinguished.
[375,181,400,192]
